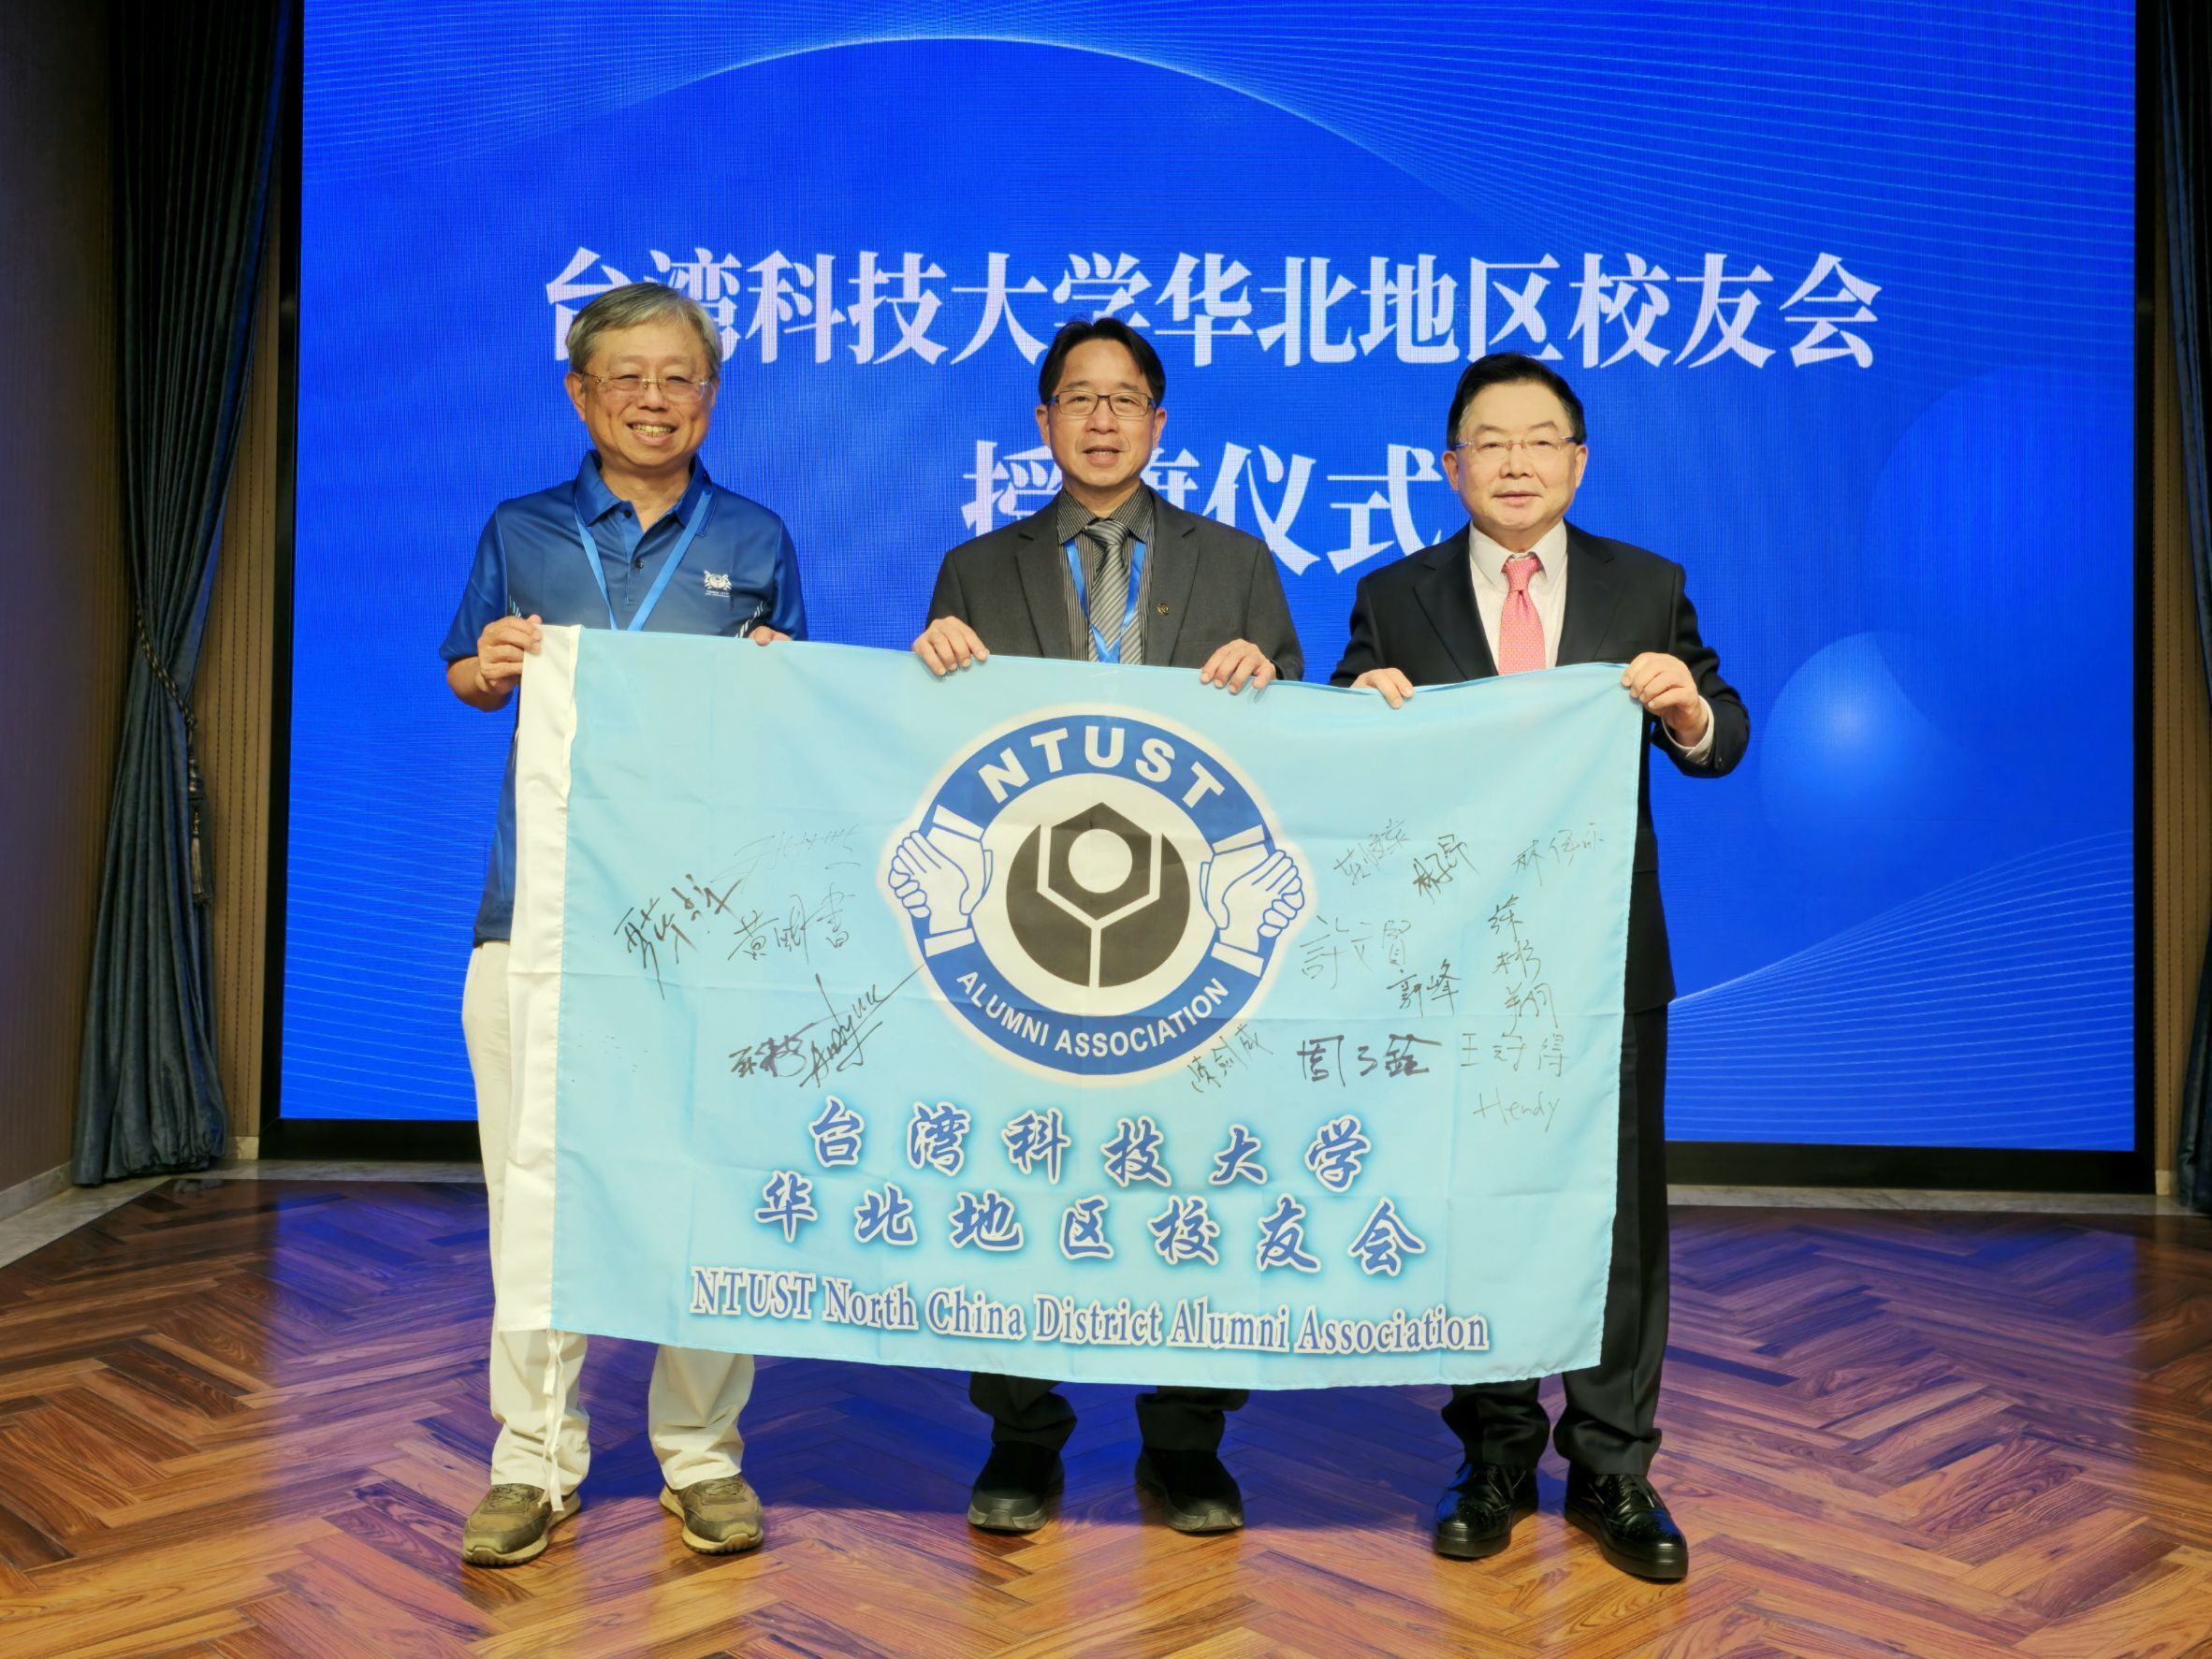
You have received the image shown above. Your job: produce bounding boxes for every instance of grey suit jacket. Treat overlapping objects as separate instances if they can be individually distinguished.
[925,497,1304,680]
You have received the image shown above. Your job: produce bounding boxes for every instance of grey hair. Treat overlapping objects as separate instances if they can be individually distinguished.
[564,283,722,377]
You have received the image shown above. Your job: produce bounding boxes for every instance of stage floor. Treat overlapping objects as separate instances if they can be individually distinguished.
[1,1178,2207,1657]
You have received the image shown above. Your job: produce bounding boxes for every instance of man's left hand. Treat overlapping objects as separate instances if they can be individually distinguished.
[1200,639,1277,693]
[1622,652,1709,745]
[749,626,791,646]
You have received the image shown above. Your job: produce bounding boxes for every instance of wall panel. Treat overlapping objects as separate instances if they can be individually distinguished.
[196,177,286,1146]
[0,3,125,1199]
[2152,167,2211,1186]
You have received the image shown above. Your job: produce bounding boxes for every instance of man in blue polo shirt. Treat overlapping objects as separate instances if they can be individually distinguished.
[441,283,804,1568]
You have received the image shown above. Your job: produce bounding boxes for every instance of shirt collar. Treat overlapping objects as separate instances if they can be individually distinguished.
[1054,483,1156,547]
[574,451,712,526]
[1468,519,1569,590]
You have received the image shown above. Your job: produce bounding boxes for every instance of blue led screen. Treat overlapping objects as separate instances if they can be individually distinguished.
[289,2,2135,1145]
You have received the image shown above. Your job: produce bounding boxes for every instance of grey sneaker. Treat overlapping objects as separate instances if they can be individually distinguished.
[460,1483,581,1566]
[660,1474,764,1554]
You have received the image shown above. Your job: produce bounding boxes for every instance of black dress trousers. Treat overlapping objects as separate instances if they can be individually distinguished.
[1440,1007,1670,1475]
[970,1374,1250,1455]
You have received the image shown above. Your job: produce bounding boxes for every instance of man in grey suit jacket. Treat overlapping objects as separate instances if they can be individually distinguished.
[912,317,1302,1539]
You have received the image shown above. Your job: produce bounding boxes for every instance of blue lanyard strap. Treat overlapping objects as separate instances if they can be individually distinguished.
[572,489,715,633]
[1063,533,1147,664]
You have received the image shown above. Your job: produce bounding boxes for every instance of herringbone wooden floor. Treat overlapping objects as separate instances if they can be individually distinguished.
[1,1180,2208,1657]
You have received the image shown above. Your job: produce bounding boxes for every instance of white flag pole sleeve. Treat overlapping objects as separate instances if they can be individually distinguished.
[495,624,581,1332]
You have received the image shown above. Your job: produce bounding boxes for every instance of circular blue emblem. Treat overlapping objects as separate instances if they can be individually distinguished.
[883,707,1308,1080]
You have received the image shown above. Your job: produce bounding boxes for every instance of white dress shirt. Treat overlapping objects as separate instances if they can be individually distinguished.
[1467,521,1715,763]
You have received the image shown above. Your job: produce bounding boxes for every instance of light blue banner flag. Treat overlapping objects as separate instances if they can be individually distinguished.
[498,632,1640,1389]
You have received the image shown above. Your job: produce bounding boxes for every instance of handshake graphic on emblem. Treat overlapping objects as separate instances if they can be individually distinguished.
[889,808,995,953]
[1197,824,1305,973]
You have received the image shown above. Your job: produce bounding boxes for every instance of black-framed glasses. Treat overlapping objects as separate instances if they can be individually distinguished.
[1050,390,1157,420]
[578,371,717,406]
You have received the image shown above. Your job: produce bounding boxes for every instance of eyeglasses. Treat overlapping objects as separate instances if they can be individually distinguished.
[1452,434,1582,465]
[1049,390,1157,421]
[579,371,717,406]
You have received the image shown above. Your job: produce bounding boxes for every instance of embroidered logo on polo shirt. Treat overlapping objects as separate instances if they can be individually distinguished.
[703,571,733,596]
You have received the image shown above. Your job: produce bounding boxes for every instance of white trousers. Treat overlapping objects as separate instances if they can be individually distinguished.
[464,941,753,1492]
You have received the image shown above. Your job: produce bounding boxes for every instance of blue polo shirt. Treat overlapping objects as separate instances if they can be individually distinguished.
[442,451,807,944]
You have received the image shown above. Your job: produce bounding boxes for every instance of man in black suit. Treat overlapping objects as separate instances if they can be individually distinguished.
[1332,353,1747,1581]
[912,317,1302,1538]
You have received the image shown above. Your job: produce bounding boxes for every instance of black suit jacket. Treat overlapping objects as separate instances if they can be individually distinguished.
[1331,523,1747,1011]
[926,497,1303,681]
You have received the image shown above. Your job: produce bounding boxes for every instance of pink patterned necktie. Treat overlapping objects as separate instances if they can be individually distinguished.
[1498,554,1545,674]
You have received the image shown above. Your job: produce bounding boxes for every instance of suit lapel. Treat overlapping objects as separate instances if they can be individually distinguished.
[1010,506,1075,658]
[1143,498,1201,667]
[1413,527,1494,680]
[1555,523,1623,666]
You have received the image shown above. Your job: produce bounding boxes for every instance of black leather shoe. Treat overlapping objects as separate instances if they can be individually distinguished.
[1564,1467,1688,1580]
[967,1443,1063,1534]
[1133,1448,1244,1534]
[1432,1463,1536,1560]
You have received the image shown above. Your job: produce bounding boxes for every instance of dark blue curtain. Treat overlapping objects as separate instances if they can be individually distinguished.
[71,0,290,1182]
[2166,0,2212,1215]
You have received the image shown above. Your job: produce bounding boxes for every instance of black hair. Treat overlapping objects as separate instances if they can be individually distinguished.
[1036,317,1167,407]
[1445,352,1587,447]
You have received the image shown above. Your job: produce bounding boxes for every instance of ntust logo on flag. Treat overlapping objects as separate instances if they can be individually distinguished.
[886,710,1308,1080]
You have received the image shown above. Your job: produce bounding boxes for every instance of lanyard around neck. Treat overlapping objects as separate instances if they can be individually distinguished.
[1062,532,1146,663]
[572,490,713,632]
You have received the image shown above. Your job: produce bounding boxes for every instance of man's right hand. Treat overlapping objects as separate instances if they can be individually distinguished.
[1351,667,1415,708]
[474,614,543,695]
[912,617,989,677]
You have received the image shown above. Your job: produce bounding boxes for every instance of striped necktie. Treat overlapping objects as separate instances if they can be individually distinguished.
[1083,517,1136,663]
